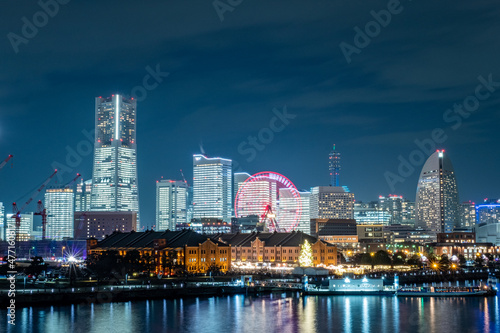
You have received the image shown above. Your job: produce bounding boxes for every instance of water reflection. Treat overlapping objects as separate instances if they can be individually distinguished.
[2,295,499,333]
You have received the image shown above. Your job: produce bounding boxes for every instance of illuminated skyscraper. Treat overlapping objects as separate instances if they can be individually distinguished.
[329,144,341,187]
[233,172,251,210]
[90,95,139,229]
[378,195,403,225]
[75,179,92,212]
[310,186,354,220]
[279,190,310,233]
[476,199,500,224]
[156,180,188,231]
[45,186,74,240]
[416,150,459,233]
[193,154,232,222]
[459,201,477,229]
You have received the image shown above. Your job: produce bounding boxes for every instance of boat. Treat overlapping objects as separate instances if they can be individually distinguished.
[303,276,395,296]
[397,286,491,297]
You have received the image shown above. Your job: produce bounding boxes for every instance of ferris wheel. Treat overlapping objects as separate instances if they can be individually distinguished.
[235,171,302,232]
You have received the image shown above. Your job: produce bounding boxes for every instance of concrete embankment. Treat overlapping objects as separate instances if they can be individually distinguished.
[1,285,250,308]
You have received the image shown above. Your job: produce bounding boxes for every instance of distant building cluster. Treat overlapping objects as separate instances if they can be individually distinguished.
[2,95,500,270]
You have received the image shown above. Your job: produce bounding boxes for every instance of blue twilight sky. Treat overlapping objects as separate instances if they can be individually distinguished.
[1,0,499,227]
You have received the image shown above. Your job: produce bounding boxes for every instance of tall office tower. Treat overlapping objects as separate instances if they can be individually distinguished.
[45,187,74,240]
[16,212,34,241]
[329,144,341,187]
[354,201,391,225]
[156,180,188,231]
[401,200,416,226]
[90,95,140,229]
[0,202,4,241]
[476,199,500,224]
[278,189,311,233]
[459,201,477,228]
[416,150,459,233]
[193,154,232,222]
[75,179,92,212]
[378,195,403,225]
[233,172,251,209]
[310,186,354,220]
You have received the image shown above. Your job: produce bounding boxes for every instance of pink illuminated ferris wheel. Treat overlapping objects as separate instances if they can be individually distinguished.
[235,171,302,232]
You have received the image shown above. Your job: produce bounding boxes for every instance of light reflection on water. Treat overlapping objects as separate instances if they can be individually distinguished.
[2,295,499,333]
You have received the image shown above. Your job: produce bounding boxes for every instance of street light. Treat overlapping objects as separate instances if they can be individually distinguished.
[62,246,66,259]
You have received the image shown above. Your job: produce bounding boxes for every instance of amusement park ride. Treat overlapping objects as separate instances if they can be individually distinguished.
[235,171,302,232]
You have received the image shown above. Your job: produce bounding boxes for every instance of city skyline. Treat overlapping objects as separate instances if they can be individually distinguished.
[1,1,500,227]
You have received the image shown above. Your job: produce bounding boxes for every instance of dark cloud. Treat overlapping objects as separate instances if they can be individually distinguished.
[1,0,499,225]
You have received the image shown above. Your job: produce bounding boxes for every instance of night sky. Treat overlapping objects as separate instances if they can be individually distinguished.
[1,0,499,227]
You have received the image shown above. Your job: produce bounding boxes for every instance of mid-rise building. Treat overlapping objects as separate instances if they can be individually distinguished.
[329,144,341,187]
[278,189,310,233]
[156,180,188,231]
[310,186,354,220]
[310,218,358,245]
[16,213,34,241]
[177,218,231,234]
[378,195,403,225]
[233,172,251,208]
[74,211,137,240]
[75,179,92,212]
[212,231,337,267]
[459,201,477,229]
[401,200,416,226]
[192,154,232,222]
[354,201,391,225]
[476,199,500,225]
[415,150,459,233]
[357,225,385,243]
[90,95,140,229]
[45,187,74,240]
[87,229,231,274]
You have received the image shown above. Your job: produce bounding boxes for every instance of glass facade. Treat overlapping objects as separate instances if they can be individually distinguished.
[476,202,500,224]
[278,190,310,233]
[192,155,232,222]
[416,150,459,233]
[459,201,476,228]
[378,195,403,225]
[310,186,354,220]
[91,95,139,229]
[156,180,188,231]
[354,202,392,225]
[75,179,92,212]
[45,187,74,240]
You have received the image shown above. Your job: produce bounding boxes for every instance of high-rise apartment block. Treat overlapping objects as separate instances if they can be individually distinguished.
[156,180,188,230]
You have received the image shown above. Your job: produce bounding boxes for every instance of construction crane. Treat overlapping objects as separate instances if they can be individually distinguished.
[34,173,80,240]
[34,200,47,240]
[180,169,188,184]
[12,169,58,241]
[0,154,13,171]
[64,173,81,189]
